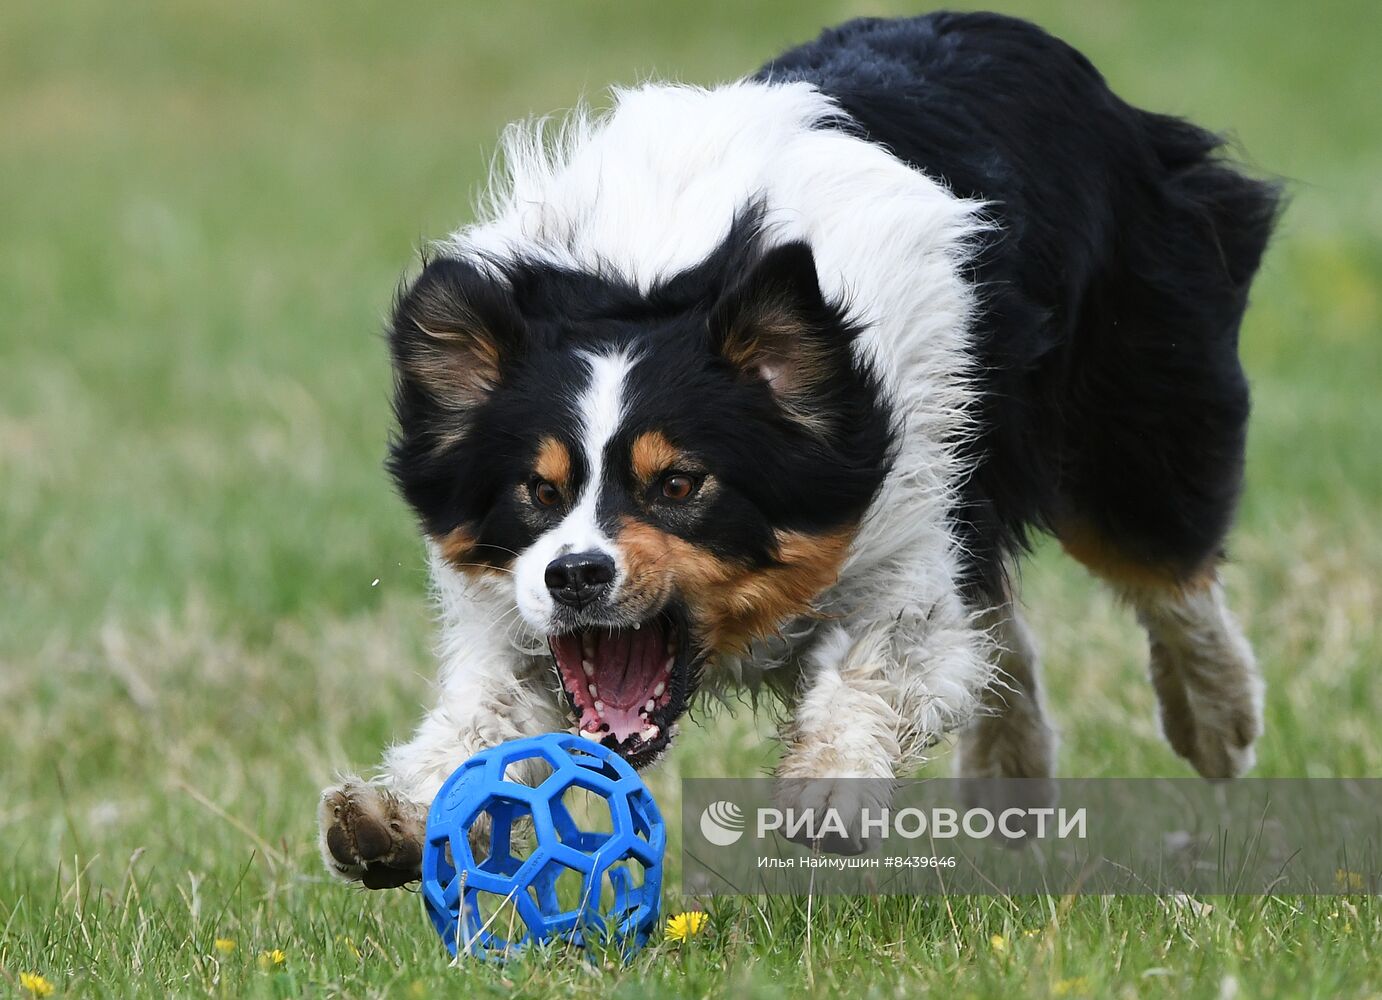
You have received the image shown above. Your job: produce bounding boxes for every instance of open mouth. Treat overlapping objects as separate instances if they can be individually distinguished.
[549,612,693,769]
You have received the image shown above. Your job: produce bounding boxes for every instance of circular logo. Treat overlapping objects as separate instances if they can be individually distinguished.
[699,800,745,846]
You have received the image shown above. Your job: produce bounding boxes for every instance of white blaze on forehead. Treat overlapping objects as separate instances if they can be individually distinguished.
[567,350,634,542]
[513,350,634,630]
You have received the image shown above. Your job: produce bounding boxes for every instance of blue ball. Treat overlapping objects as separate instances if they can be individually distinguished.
[420,733,666,959]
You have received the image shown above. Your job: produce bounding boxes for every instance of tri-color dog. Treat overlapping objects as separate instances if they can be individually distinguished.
[320,11,1279,887]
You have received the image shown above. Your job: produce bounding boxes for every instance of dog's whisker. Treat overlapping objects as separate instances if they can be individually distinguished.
[448,562,516,575]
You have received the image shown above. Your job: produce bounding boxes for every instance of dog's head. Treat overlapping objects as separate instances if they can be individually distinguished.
[387,228,893,766]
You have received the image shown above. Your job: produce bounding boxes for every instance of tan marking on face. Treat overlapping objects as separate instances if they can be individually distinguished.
[630,430,684,485]
[615,517,855,652]
[534,436,571,490]
[436,524,508,577]
[1056,519,1216,596]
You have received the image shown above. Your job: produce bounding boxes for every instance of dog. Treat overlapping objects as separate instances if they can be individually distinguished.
[320,11,1279,886]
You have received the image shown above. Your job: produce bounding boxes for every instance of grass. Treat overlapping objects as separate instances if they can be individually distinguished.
[2,0,1380,995]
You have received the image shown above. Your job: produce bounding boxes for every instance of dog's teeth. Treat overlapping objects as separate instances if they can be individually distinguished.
[663,657,674,672]
[593,700,604,713]
[579,728,603,742]
[644,699,656,713]
[653,681,665,697]
[582,635,595,657]
[641,724,660,742]
[633,621,641,631]
[587,683,598,698]
[582,659,594,676]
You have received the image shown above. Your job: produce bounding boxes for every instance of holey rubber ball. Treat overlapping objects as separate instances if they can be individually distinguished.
[420,733,666,959]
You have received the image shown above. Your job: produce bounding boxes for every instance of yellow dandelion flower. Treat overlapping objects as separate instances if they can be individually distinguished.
[1054,977,1090,996]
[1335,869,1366,892]
[20,973,55,998]
[213,938,236,956]
[989,933,1008,953]
[258,948,287,969]
[664,911,709,942]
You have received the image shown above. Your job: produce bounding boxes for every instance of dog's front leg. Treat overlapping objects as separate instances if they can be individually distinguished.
[318,617,568,888]
[775,596,991,853]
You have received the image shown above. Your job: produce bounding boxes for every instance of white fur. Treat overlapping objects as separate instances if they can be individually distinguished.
[379,547,568,806]
[1135,579,1263,779]
[377,79,994,810]
[512,350,633,632]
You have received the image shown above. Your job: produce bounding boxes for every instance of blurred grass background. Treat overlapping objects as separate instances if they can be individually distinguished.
[1,0,1380,996]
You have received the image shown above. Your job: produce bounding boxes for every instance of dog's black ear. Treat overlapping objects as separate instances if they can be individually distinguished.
[710,241,855,434]
[390,257,525,409]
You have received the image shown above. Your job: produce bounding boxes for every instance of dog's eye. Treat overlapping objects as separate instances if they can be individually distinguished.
[660,474,698,502]
[531,479,561,508]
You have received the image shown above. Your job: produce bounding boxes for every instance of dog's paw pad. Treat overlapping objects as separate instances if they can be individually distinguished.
[318,782,425,889]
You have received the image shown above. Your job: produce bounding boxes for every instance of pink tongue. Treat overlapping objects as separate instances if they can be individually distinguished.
[593,625,665,741]
[590,623,667,709]
[552,622,670,743]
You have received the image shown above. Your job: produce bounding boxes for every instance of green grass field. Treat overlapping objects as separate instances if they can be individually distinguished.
[3,0,1381,995]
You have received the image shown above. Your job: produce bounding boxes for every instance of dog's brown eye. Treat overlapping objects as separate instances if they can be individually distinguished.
[532,480,561,508]
[661,474,697,502]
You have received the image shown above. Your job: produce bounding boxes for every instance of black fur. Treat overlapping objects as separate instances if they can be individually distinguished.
[759,12,1282,595]
[390,11,1280,605]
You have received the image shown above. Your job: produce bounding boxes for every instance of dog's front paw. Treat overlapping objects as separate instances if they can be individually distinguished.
[772,773,894,856]
[318,780,426,889]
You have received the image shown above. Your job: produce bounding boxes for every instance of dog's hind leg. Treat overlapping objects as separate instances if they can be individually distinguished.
[1058,522,1263,779]
[955,598,1057,785]
[1133,577,1262,779]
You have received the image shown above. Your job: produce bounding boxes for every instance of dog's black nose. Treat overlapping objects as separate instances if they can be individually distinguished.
[544,551,616,607]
